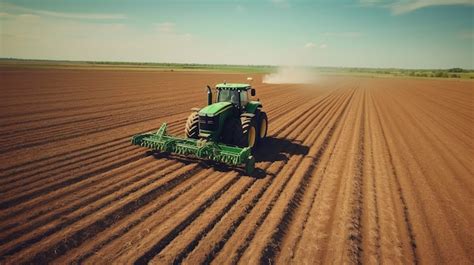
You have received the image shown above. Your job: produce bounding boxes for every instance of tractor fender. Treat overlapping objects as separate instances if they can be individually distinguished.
[245,101,262,114]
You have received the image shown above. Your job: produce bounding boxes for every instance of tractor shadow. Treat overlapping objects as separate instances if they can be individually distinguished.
[254,136,309,163]
[150,136,308,179]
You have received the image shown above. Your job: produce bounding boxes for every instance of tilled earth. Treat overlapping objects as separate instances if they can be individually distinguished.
[0,69,472,264]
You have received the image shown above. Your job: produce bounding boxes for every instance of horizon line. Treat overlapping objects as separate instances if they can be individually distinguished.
[0,57,471,71]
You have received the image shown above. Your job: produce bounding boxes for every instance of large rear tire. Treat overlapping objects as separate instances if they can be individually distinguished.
[257,111,268,143]
[185,112,199,139]
[240,116,257,149]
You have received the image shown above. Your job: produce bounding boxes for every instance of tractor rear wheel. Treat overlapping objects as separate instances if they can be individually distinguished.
[185,112,199,139]
[257,111,268,143]
[240,116,257,149]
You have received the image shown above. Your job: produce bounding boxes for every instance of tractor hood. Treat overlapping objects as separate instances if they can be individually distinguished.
[199,102,232,117]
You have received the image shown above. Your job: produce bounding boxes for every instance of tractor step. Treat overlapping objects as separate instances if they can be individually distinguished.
[132,123,255,174]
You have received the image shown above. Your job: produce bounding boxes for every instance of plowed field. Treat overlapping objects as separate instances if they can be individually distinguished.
[0,69,473,264]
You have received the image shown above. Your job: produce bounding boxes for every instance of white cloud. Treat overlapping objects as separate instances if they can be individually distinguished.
[304,42,328,49]
[155,22,176,33]
[360,0,474,15]
[0,2,126,20]
[35,10,125,20]
[17,14,40,19]
[390,0,473,14]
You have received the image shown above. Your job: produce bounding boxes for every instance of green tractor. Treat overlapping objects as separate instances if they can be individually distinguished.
[131,82,268,174]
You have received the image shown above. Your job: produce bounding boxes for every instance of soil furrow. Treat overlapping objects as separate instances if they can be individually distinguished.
[1,163,203,263]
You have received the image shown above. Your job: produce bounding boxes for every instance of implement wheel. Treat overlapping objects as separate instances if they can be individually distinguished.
[185,112,199,139]
[245,155,255,175]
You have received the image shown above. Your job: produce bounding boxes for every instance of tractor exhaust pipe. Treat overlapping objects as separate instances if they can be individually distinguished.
[207,85,212,105]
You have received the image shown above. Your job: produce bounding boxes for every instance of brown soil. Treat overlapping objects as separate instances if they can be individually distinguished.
[0,68,472,264]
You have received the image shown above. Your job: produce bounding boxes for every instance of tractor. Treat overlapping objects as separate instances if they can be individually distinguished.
[131,82,268,174]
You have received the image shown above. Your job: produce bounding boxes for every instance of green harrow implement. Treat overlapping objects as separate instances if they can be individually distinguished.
[132,123,256,174]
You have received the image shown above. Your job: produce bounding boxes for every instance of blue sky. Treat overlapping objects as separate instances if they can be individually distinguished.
[0,0,472,68]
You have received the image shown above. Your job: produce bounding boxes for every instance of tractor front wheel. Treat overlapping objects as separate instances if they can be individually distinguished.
[185,112,199,139]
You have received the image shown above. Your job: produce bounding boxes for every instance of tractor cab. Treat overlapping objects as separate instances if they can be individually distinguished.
[215,83,256,109]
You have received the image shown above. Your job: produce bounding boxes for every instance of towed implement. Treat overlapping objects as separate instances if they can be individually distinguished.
[132,82,268,174]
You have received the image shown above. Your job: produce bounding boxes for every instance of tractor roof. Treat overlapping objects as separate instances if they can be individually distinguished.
[216,83,251,90]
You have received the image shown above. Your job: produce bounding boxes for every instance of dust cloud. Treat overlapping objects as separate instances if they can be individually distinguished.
[262,67,319,84]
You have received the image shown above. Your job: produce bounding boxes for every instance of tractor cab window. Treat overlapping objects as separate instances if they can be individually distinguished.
[217,89,240,105]
[240,90,249,107]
